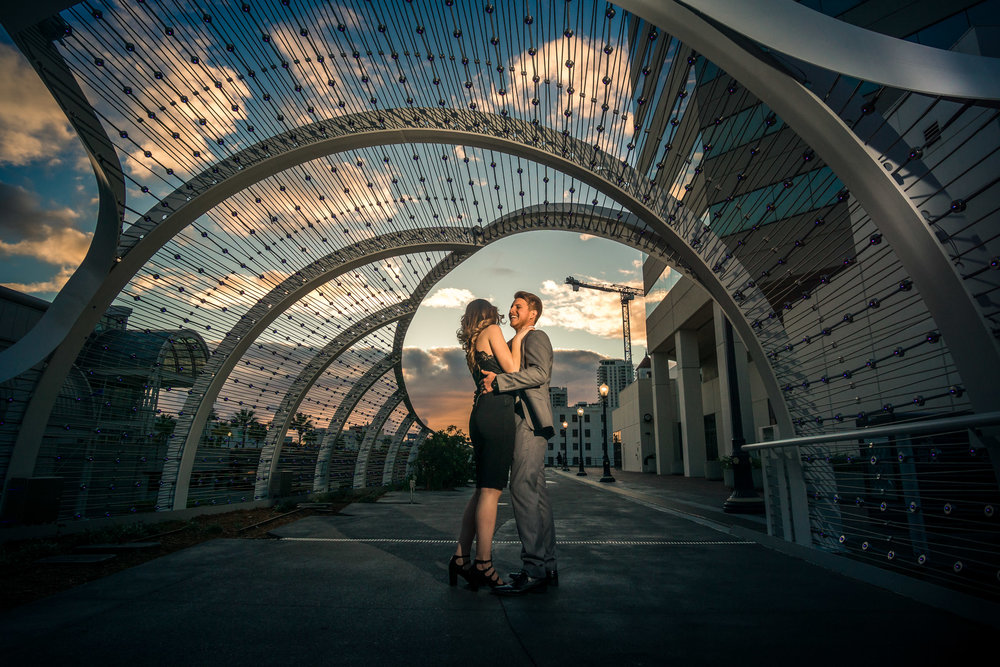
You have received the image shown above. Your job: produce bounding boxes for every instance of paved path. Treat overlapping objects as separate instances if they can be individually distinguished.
[1,470,992,666]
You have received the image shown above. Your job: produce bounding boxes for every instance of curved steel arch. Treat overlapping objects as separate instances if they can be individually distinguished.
[668,0,1000,100]
[251,337,406,502]
[353,390,405,489]
[159,303,411,510]
[619,0,1000,413]
[3,108,679,488]
[161,204,678,505]
[383,414,417,487]
[312,354,399,494]
[6,18,995,514]
[0,25,125,382]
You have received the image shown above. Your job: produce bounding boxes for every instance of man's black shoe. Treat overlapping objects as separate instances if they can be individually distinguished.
[492,573,548,596]
[506,569,558,587]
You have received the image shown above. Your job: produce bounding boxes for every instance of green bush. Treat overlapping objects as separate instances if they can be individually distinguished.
[414,426,474,490]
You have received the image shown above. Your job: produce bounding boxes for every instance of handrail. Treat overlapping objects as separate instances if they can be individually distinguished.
[744,411,1000,451]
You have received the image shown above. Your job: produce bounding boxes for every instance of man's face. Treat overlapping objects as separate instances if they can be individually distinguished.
[508,297,536,331]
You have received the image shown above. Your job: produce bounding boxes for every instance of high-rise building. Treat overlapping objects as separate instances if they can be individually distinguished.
[549,386,568,412]
[597,359,633,410]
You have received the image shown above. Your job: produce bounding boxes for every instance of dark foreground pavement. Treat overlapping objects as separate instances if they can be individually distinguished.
[2,469,995,666]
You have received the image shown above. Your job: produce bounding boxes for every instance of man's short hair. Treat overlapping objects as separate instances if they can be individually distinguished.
[514,290,543,323]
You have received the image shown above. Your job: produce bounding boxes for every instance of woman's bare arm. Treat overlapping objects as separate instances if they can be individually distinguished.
[483,324,519,373]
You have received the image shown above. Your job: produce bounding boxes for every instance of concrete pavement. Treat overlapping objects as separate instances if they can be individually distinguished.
[1,469,993,666]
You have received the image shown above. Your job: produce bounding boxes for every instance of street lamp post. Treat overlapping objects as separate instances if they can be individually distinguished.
[598,383,615,483]
[561,420,570,471]
[576,406,587,476]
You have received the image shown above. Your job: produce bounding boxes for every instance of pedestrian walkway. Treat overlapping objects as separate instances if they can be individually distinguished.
[1,469,993,666]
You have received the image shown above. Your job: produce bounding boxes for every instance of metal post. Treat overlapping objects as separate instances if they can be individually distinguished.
[722,318,764,514]
[599,384,615,483]
[561,421,570,471]
[576,407,587,476]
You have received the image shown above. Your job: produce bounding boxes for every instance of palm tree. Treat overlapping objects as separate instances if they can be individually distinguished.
[248,421,268,448]
[290,412,315,446]
[229,408,258,449]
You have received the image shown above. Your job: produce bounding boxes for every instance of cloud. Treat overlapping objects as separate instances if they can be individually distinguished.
[0,182,80,240]
[538,278,647,349]
[1,266,75,294]
[0,44,81,166]
[0,226,92,266]
[0,182,92,270]
[402,347,474,431]
[422,287,477,309]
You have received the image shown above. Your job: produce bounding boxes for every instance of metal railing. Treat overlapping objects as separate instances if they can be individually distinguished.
[745,412,1000,600]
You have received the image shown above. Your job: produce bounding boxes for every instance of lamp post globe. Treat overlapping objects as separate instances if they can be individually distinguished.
[598,383,615,483]
[561,420,570,471]
[576,406,587,476]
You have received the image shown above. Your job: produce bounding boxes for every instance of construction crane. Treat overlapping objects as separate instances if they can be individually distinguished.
[565,276,640,374]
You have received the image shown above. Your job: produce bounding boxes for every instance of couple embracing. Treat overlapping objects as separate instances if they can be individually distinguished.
[448,291,557,596]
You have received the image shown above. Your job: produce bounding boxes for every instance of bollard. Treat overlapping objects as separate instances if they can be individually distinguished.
[409,478,416,504]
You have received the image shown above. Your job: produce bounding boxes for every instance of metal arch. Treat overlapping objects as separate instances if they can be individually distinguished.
[382,414,417,487]
[251,316,409,501]
[312,354,399,494]
[0,24,125,383]
[165,204,673,504]
[0,107,668,385]
[669,0,1000,100]
[167,205,686,503]
[353,389,404,489]
[0,23,127,490]
[160,305,407,510]
[5,105,799,492]
[620,0,1000,416]
[276,250,478,462]
[1,109,682,492]
[388,250,479,432]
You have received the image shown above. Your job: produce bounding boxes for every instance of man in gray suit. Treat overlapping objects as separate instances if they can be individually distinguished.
[480,291,557,595]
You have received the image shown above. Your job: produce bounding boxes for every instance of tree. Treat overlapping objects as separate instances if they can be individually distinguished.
[290,412,315,446]
[153,413,177,441]
[248,421,268,448]
[414,426,474,490]
[153,414,177,461]
[229,408,258,448]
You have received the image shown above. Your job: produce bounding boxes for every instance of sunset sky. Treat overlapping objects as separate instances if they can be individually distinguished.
[0,21,669,433]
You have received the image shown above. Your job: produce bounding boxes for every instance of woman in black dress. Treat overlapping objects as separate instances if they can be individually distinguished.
[449,299,530,589]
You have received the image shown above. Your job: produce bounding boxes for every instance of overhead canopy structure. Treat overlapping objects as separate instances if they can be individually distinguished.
[0,1,998,524]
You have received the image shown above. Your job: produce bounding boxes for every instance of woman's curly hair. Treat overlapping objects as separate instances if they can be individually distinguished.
[457,299,504,374]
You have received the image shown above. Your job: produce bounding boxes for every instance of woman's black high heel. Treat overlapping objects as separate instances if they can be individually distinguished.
[449,554,475,587]
[473,559,504,589]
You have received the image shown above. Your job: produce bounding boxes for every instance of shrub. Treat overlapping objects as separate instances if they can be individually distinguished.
[414,426,474,490]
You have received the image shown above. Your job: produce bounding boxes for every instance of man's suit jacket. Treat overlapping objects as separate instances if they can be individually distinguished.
[495,329,555,439]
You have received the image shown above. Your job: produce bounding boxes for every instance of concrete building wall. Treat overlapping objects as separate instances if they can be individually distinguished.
[614,377,655,472]
[640,275,775,479]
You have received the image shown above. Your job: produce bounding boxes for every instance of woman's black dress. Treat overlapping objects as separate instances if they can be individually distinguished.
[469,350,515,489]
